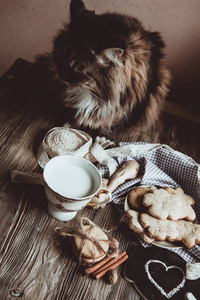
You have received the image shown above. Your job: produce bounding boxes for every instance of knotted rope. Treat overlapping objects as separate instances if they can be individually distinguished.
[55,217,117,265]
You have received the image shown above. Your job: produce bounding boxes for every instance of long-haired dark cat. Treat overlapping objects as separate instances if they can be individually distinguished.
[36,0,171,140]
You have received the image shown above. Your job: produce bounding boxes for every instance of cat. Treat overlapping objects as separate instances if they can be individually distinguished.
[36,0,171,140]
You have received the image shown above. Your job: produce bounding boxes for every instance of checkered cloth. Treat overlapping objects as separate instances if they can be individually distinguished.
[97,142,200,264]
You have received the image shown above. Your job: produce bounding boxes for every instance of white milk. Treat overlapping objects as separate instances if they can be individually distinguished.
[46,165,95,198]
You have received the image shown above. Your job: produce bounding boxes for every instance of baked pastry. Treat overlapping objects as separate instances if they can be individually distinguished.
[73,224,109,264]
[125,209,155,244]
[127,186,154,212]
[143,187,196,221]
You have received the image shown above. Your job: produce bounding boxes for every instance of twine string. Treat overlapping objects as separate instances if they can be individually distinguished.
[55,217,117,264]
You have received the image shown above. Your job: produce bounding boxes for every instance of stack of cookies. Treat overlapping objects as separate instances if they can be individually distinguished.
[125,186,200,249]
[73,224,109,264]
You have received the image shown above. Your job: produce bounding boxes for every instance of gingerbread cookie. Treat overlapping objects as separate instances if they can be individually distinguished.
[165,187,195,206]
[143,188,196,221]
[140,213,200,248]
[127,186,155,212]
[140,213,179,242]
[176,220,200,249]
[164,187,177,194]
[125,210,155,244]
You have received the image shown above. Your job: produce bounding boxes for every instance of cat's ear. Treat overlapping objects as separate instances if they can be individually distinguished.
[70,0,87,19]
[104,48,124,61]
[98,48,124,66]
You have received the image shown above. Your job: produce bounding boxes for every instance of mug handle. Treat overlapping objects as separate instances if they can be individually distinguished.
[87,189,112,208]
[11,170,45,186]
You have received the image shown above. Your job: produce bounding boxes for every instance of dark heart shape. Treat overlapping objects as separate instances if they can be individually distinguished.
[124,244,200,300]
[145,260,186,299]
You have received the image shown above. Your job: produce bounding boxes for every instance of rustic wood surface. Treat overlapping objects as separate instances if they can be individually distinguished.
[0,59,199,300]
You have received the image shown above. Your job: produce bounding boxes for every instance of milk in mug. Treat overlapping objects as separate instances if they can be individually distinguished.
[46,164,95,198]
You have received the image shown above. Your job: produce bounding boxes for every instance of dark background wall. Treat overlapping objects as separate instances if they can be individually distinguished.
[0,0,200,110]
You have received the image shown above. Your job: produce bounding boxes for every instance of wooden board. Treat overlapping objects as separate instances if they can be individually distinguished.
[0,59,199,300]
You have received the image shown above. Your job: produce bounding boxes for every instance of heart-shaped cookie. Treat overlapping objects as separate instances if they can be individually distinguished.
[144,260,185,298]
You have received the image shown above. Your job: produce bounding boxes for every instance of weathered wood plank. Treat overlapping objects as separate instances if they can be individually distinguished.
[0,186,140,300]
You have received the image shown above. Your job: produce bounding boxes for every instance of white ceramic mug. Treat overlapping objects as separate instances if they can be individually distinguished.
[11,155,112,221]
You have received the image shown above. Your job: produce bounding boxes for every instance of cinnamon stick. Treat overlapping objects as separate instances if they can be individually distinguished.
[94,253,128,280]
[85,251,117,275]
[93,251,126,276]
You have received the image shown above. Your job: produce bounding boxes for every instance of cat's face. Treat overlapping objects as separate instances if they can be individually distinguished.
[52,0,125,105]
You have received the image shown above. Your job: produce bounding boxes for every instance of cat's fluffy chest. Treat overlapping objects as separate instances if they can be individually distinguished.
[63,86,125,134]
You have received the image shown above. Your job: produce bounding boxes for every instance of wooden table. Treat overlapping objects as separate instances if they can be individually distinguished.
[0,59,200,300]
